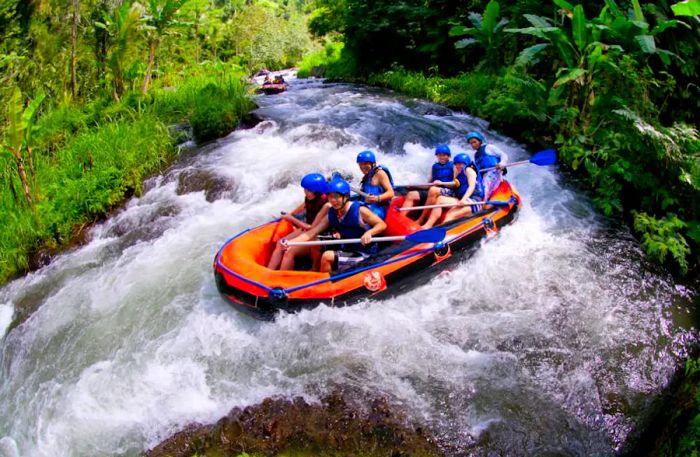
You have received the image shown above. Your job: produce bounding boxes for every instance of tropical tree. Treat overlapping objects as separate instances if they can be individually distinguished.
[1,88,45,211]
[97,1,141,100]
[448,0,509,72]
[139,0,188,94]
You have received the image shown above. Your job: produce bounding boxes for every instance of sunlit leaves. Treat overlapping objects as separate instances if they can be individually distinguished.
[633,211,690,273]
[671,0,700,16]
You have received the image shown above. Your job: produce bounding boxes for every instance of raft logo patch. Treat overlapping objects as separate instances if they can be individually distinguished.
[363,270,386,292]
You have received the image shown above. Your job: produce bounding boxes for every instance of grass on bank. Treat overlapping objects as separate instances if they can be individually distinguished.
[0,64,255,285]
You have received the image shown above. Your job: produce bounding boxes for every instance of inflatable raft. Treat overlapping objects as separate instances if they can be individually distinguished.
[259,83,287,94]
[214,180,521,319]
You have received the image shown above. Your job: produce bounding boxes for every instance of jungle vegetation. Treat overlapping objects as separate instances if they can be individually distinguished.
[2,0,700,455]
[303,0,700,278]
[0,0,316,284]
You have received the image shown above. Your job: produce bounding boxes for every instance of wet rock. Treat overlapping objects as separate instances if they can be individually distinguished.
[239,111,264,130]
[144,388,443,457]
[176,168,237,202]
[167,123,193,146]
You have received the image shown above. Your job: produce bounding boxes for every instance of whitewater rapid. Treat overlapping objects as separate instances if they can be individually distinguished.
[0,74,695,457]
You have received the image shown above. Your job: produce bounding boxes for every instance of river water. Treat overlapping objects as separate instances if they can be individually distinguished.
[0,74,697,457]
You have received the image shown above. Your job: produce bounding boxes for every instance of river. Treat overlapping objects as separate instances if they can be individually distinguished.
[0,74,697,456]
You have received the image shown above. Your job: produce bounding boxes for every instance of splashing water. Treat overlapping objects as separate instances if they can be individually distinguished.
[0,74,696,457]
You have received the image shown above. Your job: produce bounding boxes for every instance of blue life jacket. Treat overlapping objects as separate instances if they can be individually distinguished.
[328,201,373,252]
[431,161,454,182]
[361,165,394,220]
[474,144,500,170]
[455,165,485,200]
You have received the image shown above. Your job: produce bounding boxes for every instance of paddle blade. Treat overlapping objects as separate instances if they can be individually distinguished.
[404,227,447,244]
[530,149,557,166]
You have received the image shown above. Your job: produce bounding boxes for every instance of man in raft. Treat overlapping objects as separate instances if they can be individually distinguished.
[280,177,387,273]
[356,149,394,219]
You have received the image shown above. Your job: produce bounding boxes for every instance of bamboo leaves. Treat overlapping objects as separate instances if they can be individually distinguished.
[2,88,45,210]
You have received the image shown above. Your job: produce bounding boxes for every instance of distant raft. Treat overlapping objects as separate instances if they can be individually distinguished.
[258,83,287,95]
[214,180,521,320]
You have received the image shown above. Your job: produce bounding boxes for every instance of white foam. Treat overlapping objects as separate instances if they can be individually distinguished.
[0,303,13,339]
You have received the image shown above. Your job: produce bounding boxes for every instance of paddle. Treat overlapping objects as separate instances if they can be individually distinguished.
[399,200,511,211]
[284,227,447,247]
[350,185,370,198]
[393,181,455,189]
[480,149,557,172]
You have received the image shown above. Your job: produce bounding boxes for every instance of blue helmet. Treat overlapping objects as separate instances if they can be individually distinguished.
[435,144,451,156]
[300,173,327,193]
[325,178,351,196]
[356,150,376,163]
[453,153,472,166]
[466,132,485,143]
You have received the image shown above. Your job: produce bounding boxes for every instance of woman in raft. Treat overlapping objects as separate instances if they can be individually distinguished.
[267,173,329,270]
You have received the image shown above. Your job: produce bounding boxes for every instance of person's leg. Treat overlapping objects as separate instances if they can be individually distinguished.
[401,190,420,208]
[417,187,442,225]
[319,250,336,273]
[280,244,307,270]
[421,208,443,229]
[482,170,502,200]
[310,246,322,271]
[267,229,303,269]
[422,196,458,228]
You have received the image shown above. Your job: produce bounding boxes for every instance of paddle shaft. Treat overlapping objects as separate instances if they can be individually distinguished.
[286,235,409,246]
[399,199,510,211]
[480,160,524,173]
[398,181,455,189]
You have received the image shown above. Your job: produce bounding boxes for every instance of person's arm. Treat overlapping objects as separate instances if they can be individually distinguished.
[282,202,308,229]
[459,168,477,204]
[487,144,508,169]
[358,207,387,245]
[366,169,395,204]
[283,218,329,248]
[309,202,331,228]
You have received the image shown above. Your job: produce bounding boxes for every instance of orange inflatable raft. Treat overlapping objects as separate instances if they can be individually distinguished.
[214,180,521,319]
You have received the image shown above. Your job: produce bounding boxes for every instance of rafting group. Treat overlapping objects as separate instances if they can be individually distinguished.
[213,132,557,317]
[259,74,287,94]
[267,131,508,274]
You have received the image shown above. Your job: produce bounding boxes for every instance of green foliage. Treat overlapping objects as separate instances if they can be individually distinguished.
[0,65,252,284]
[189,80,248,143]
[297,39,343,78]
[221,4,314,70]
[672,0,700,16]
[448,0,510,72]
[633,211,690,273]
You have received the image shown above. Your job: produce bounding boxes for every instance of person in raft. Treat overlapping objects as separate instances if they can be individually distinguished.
[420,153,485,228]
[401,144,456,224]
[280,178,387,273]
[356,150,395,219]
[465,131,508,199]
[267,172,329,270]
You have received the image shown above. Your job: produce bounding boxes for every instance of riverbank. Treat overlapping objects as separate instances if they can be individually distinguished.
[0,65,255,289]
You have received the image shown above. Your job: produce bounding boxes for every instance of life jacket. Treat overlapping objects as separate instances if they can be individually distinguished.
[431,161,454,182]
[304,193,327,224]
[361,165,394,219]
[455,164,485,200]
[328,201,373,252]
[474,144,500,170]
